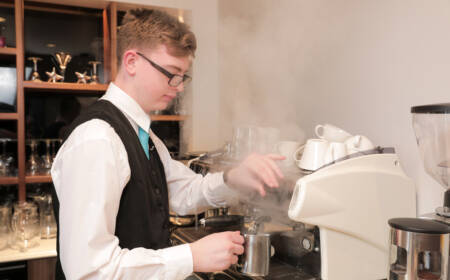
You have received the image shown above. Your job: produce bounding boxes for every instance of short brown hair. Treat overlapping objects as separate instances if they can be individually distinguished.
[117,8,197,64]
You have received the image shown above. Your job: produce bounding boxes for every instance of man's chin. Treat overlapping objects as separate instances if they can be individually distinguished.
[149,104,169,113]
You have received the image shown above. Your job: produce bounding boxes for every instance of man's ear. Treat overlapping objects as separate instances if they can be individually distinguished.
[122,50,138,76]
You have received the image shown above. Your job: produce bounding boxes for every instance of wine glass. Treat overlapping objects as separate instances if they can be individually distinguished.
[0,139,14,177]
[51,139,62,163]
[41,139,52,175]
[26,139,41,176]
[0,139,8,177]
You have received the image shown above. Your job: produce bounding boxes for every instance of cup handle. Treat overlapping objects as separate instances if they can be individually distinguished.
[315,125,324,138]
[293,145,305,162]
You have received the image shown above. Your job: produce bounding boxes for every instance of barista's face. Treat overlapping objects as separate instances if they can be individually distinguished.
[122,44,191,113]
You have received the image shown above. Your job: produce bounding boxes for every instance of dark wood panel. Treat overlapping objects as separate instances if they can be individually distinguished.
[28,257,56,280]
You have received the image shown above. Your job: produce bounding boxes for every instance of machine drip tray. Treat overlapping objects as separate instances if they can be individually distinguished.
[171,227,318,280]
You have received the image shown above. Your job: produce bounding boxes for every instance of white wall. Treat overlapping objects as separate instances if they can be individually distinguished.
[115,0,221,152]
[218,0,450,215]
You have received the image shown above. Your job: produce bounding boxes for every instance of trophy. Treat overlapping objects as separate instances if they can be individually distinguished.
[88,61,101,84]
[55,52,71,82]
[75,71,91,84]
[27,57,42,82]
[46,67,63,83]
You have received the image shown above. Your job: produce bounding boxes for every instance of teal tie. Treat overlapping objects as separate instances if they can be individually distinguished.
[138,127,150,159]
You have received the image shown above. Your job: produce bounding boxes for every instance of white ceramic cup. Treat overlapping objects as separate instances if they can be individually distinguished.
[345,135,375,154]
[294,138,329,171]
[315,124,352,142]
[324,142,348,164]
[276,141,302,167]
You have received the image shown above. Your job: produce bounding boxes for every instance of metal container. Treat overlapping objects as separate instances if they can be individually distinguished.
[388,218,450,280]
[204,207,229,219]
[237,233,271,277]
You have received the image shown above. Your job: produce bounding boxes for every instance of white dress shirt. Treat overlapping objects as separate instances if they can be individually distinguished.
[51,83,231,280]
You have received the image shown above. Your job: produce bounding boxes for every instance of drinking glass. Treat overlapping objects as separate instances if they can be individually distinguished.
[26,139,41,175]
[0,139,14,177]
[32,193,57,239]
[41,139,52,175]
[10,202,39,252]
[0,204,11,250]
[0,139,8,176]
[51,139,62,162]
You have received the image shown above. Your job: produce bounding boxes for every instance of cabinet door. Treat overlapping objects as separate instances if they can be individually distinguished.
[27,257,56,280]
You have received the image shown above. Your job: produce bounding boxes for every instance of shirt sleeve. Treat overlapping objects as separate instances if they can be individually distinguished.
[51,120,193,280]
[150,132,239,216]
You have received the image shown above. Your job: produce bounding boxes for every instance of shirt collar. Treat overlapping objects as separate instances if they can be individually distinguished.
[101,82,151,133]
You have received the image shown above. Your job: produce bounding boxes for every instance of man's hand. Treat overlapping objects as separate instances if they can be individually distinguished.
[190,231,244,272]
[225,153,285,196]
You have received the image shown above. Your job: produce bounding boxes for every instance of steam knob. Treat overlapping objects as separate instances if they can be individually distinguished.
[301,237,313,252]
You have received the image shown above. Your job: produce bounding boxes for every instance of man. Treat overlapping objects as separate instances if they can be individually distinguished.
[51,8,284,280]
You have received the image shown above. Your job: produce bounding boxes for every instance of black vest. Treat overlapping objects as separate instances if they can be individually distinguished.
[51,100,170,279]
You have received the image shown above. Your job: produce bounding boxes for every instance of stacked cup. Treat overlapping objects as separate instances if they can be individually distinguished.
[293,124,375,172]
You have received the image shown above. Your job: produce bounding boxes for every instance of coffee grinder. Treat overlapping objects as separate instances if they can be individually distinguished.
[388,103,450,280]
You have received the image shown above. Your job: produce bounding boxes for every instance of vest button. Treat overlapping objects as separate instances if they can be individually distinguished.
[155,188,161,194]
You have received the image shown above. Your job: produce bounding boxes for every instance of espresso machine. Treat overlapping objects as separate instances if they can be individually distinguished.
[175,143,416,279]
[288,148,416,280]
[386,103,450,280]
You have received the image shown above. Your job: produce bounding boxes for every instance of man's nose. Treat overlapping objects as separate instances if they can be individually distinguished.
[175,82,185,93]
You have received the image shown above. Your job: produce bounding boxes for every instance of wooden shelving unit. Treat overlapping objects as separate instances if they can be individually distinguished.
[25,175,52,184]
[0,47,17,56]
[0,177,19,185]
[0,113,19,120]
[23,81,108,94]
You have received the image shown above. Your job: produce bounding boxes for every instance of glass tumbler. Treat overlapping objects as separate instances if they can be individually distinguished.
[11,202,39,252]
[0,204,11,250]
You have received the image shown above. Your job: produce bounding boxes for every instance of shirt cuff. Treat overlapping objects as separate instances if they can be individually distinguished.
[205,172,239,207]
[161,244,193,280]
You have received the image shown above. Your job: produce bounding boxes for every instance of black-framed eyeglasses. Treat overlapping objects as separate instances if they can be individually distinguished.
[136,52,191,87]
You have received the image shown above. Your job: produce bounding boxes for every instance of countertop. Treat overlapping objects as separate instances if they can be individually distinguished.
[0,238,56,263]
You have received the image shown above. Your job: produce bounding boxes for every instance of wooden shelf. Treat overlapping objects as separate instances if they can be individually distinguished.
[25,175,52,184]
[0,113,18,120]
[150,115,188,121]
[0,177,19,185]
[23,81,108,94]
[0,47,17,56]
